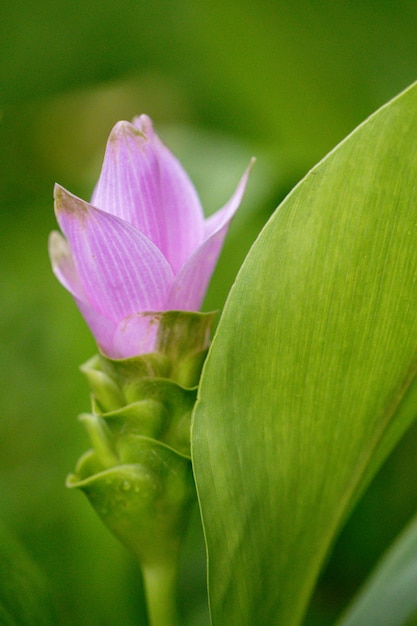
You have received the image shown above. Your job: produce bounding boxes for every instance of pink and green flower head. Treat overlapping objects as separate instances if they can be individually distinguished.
[49,115,252,359]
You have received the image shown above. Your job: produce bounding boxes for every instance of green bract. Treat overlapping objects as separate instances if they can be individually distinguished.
[67,311,214,576]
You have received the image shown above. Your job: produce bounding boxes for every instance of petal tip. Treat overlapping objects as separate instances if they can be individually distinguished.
[242,156,256,181]
[132,114,154,137]
[110,119,147,144]
[53,182,64,201]
[53,183,70,212]
[54,184,89,218]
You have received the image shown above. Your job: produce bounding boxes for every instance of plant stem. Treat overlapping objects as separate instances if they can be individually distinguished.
[142,561,180,626]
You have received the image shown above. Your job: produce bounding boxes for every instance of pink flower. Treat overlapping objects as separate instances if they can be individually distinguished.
[49,115,252,359]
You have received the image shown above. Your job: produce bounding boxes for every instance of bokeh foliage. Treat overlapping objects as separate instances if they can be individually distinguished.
[2,1,417,624]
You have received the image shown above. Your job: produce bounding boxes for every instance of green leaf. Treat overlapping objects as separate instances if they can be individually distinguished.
[192,81,417,625]
[0,522,55,625]
[338,512,417,626]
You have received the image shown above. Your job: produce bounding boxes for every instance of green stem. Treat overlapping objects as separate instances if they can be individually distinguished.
[142,561,180,626]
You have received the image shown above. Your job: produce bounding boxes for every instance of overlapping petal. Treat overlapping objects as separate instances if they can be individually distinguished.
[48,229,117,352]
[48,230,86,301]
[50,115,252,358]
[76,299,118,355]
[92,117,204,273]
[54,185,174,321]
[166,161,254,310]
[112,313,161,359]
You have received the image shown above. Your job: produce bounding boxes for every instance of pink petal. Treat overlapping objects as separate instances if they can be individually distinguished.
[166,161,253,310]
[48,230,116,350]
[91,117,204,273]
[204,158,255,238]
[48,230,87,301]
[54,184,174,322]
[111,312,161,359]
[76,299,117,355]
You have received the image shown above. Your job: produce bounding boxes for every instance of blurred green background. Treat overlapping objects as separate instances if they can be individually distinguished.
[2,1,417,624]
